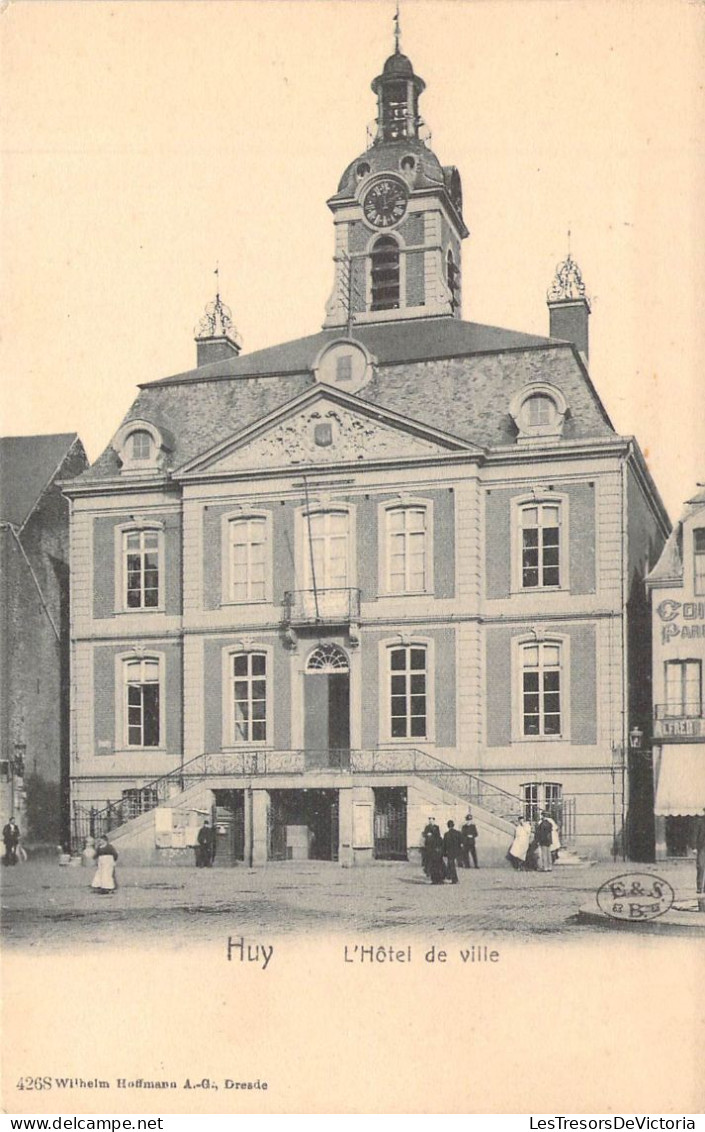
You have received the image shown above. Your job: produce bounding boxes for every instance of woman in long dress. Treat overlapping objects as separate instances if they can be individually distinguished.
[507,819,532,870]
[91,836,118,893]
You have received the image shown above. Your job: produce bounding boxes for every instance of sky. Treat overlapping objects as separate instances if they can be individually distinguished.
[1,0,703,520]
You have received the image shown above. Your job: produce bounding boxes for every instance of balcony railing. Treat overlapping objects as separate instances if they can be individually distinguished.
[283,587,360,626]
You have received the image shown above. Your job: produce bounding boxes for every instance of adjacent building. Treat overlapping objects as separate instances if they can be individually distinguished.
[646,485,705,860]
[63,41,669,866]
[0,433,88,845]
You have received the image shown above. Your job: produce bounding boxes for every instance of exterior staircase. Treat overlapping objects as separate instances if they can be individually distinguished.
[72,747,525,848]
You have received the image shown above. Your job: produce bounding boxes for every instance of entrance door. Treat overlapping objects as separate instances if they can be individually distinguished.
[268,789,339,861]
[303,644,350,769]
[212,790,245,866]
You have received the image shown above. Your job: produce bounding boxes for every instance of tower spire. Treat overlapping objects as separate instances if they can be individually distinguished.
[393,1,401,54]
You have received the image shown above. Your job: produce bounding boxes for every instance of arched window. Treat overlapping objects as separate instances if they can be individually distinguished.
[130,430,153,460]
[525,394,556,428]
[371,237,400,311]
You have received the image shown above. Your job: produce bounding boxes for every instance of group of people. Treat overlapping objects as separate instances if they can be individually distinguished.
[507,811,560,872]
[421,814,479,884]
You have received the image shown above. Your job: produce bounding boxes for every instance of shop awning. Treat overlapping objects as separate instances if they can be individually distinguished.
[654,746,705,817]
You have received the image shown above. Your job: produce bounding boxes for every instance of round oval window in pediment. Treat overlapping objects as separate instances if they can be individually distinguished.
[313,339,373,394]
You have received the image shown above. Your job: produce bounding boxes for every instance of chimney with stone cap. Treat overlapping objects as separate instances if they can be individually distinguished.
[547,252,590,361]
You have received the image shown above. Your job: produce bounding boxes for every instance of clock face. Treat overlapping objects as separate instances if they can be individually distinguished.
[362,179,408,228]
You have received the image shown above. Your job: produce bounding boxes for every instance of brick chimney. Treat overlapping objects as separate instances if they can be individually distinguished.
[547,253,590,361]
[194,292,242,367]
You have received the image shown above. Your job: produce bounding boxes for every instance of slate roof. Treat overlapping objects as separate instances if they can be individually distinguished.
[76,317,617,485]
[647,486,705,584]
[149,318,553,386]
[0,434,81,527]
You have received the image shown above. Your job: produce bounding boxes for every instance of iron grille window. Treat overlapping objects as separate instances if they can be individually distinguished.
[522,782,563,822]
[371,237,400,310]
[125,529,160,608]
[387,506,427,593]
[521,503,560,588]
[125,658,160,747]
[695,528,705,595]
[522,642,561,736]
[233,652,267,743]
[122,787,158,820]
[389,645,427,738]
[229,517,267,602]
[664,659,702,716]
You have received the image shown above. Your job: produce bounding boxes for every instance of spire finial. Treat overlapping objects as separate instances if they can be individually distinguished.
[393,1,401,53]
[214,262,220,299]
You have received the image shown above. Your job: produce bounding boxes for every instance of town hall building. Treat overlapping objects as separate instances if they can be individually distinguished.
[64,38,670,866]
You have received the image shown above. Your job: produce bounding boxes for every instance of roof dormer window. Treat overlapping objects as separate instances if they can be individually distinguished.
[131,431,153,460]
[113,419,169,475]
[510,383,568,444]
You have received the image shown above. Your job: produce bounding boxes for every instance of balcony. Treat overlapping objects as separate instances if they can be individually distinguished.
[283,588,361,628]
[653,703,705,740]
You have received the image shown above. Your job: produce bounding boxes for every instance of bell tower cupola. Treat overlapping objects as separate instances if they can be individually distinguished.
[324,14,468,331]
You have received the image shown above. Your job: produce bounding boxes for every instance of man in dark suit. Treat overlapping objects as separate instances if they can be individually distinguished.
[442,820,463,884]
[421,816,441,876]
[196,819,215,868]
[460,812,479,868]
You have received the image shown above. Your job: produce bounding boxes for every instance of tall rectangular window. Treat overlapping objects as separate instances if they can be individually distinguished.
[389,645,427,739]
[307,511,349,590]
[522,642,561,736]
[229,517,267,602]
[521,503,560,588]
[664,660,702,716]
[694,529,705,595]
[125,530,160,608]
[125,657,160,747]
[388,507,427,593]
[233,652,267,743]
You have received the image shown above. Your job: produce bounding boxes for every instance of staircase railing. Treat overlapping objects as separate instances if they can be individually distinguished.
[71,746,523,847]
[349,748,522,821]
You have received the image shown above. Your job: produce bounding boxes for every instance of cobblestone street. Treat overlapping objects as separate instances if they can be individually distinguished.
[2,856,701,950]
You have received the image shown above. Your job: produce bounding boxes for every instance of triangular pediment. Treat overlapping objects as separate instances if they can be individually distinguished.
[177,386,480,477]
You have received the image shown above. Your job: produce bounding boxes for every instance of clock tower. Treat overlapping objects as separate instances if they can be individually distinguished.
[324,41,468,330]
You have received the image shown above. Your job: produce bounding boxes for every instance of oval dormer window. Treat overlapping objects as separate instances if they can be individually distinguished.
[525,394,556,428]
[131,430,153,460]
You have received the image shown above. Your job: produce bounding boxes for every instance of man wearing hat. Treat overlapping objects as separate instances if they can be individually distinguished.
[460,812,479,869]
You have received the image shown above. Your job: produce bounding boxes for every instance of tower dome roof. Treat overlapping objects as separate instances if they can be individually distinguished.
[381,51,415,77]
